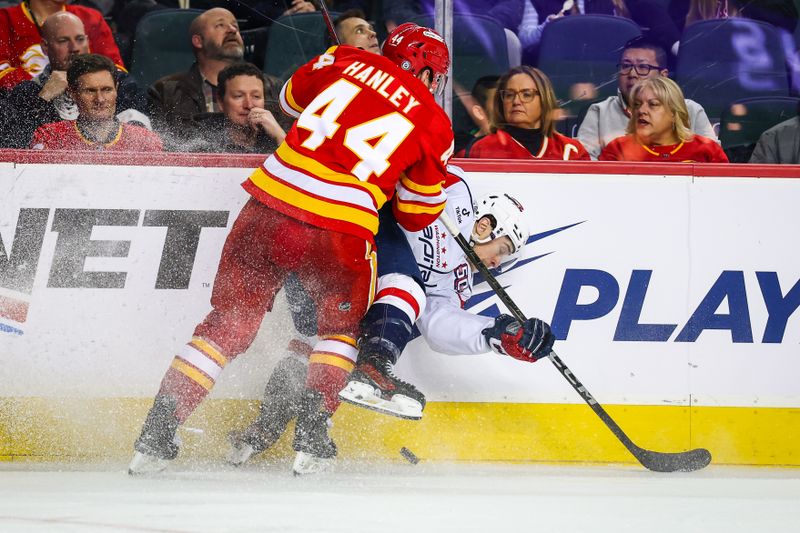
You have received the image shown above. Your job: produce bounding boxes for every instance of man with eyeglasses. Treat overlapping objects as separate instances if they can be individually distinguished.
[577,36,716,160]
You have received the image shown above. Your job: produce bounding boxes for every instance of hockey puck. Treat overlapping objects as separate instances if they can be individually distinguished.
[400,447,419,465]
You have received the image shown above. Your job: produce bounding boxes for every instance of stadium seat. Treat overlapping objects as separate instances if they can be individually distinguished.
[718,96,800,162]
[675,19,790,124]
[409,13,519,144]
[241,26,269,71]
[129,9,202,89]
[537,14,642,118]
[262,12,337,82]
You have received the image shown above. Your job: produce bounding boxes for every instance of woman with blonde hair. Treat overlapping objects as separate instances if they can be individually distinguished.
[465,65,589,160]
[600,76,727,162]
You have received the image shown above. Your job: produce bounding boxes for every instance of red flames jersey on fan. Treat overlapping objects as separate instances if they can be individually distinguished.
[0,3,125,89]
[468,129,590,160]
[599,134,729,162]
[30,120,163,151]
[243,45,454,244]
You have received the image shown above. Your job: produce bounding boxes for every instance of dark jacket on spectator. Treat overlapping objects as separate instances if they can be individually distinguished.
[8,65,147,149]
[192,112,281,154]
[148,62,206,151]
[749,116,800,164]
[0,97,20,148]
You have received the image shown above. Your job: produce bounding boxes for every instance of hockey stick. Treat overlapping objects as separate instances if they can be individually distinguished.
[313,0,340,45]
[439,212,711,473]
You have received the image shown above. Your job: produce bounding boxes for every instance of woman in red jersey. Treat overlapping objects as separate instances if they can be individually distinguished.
[465,65,590,161]
[600,76,728,162]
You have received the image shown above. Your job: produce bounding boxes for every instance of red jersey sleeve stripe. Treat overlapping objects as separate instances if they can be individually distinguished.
[280,79,303,118]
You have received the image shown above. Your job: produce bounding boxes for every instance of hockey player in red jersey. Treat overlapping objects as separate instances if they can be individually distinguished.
[599,76,728,163]
[0,0,124,90]
[129,23,454,476]
[226,167,556,469]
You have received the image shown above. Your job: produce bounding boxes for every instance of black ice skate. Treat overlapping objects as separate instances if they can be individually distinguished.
[339,353,426,420]
[292,390,336,476]
[228,356,306,466]
[128,394,180,475]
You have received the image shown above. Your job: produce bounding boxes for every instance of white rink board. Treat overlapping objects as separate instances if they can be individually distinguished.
[1,164,798,408]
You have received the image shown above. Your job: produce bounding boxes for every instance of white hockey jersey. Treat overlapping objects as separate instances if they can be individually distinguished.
[404,165,494,355]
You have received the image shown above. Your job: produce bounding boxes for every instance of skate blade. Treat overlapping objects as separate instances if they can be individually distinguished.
[339,381,423,420]
[292,451,334,476]
[227,441,257,467]
[128,451,170,476]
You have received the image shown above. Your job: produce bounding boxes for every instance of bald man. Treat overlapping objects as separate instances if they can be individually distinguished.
[149,7,285,151]
[8,12,147,148]
[0,0,123,89]
[36,12,89,103]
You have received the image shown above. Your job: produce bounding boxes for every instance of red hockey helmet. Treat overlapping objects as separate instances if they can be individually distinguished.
[382,23,450,94]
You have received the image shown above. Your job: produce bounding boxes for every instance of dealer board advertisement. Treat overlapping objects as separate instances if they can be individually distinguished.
[1,162,798,410]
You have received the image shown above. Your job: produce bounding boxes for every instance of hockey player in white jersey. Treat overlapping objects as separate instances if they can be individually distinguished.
[338,165,555,419]
[228,166,555,473]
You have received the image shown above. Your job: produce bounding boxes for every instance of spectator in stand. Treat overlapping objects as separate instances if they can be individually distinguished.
[246,0,316,25]
[684,0,797,32]
[0,97,19,147]
[149,7,252,150]
[384,0,525,33]
[466,65,590,160]
[577,37,716,160]
[683,0,800,94]
[623,0,798,71]
[0,0,124,91]
[599,76,727,162]
[8,12,148,149]
[30,54,163,151]
[193,63,286,153]
[456,75,499,156]
[517,0,624,64]
[749,110,800,164]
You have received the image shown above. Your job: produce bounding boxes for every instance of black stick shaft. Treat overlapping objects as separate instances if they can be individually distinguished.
[438,212,710,472]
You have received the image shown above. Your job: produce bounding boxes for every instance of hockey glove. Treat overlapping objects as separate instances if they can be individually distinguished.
[483,314,555,363]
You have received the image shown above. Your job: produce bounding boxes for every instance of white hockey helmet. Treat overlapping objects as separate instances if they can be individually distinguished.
[472,193,530,264]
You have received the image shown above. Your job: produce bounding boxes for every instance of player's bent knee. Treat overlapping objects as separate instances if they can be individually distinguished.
[374,273,426,323]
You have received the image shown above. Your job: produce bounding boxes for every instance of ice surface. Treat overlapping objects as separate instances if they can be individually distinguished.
[1,460,798,532]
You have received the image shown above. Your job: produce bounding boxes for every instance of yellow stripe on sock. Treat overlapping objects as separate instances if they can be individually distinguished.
[321,335,358,347]
[309,353,356,372]
[190,337,227,368]
[171,358,213,390]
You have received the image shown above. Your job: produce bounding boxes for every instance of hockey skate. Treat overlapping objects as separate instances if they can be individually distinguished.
[339,353,425,420]
[128,394,180,475]
[227,356,306,466]
[292,390,336,476]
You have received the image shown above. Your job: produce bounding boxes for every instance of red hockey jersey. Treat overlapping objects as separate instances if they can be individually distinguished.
[0,3,124,90]
[599,134,729,162]
[467,129,590,160]
[30,120,163,151]
[243,45,454,244]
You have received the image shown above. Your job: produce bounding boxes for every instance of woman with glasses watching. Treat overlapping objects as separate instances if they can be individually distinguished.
[599,76,728,162]
[464,65,589,160]
[576,37,716,160]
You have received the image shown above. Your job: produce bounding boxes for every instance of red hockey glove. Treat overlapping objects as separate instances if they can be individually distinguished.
[483,314,555,362]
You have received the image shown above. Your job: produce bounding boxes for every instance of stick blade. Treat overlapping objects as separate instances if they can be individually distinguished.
[636,447,712,472]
